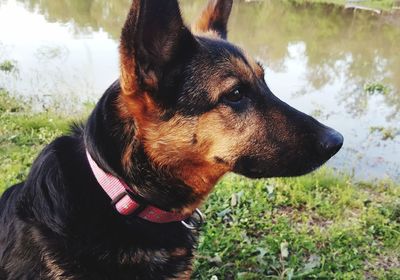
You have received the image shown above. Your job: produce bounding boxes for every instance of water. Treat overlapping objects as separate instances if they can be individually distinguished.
[0,0,399,181]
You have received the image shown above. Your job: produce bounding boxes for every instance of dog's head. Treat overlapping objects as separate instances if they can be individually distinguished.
[118,0,343,196]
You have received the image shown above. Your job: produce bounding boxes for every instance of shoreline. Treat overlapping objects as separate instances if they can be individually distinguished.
[288,0,398,12]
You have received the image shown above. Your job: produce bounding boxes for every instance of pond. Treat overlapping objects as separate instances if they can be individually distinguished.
[0,0,399,182]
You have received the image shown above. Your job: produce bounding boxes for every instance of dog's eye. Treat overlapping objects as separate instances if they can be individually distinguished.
[223,89,244,104]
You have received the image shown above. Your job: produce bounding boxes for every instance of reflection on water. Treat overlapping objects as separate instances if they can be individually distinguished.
[17,0,131,38]
[0,0,399,181]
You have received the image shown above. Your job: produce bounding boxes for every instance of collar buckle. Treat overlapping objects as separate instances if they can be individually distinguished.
[110,189,148,216]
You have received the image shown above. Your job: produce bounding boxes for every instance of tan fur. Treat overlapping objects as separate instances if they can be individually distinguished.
[41,253,73,280]
[117,0,268,217]
[192,0,218,37]
[169,268,193,280]
[192,0,232,39]
[118,39,269,214]
[120,44,140,98]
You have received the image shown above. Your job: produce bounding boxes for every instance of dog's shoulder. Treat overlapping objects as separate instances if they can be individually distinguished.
[14,134,84,232]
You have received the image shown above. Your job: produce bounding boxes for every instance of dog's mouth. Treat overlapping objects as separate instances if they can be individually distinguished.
[233,130,344,179]
[233,156,334,179]
[233,157,326,178]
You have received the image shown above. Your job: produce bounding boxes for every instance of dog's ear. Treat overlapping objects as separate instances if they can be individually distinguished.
[192,0,233,39]
[120,0,197,95]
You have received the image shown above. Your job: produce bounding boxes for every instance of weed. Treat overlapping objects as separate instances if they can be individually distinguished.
[0,60,17,73]
[370,126,400,140]
[364,82,390,96]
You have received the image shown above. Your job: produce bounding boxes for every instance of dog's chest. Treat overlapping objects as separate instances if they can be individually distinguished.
[117,246,193,270]
[40,245,194,280]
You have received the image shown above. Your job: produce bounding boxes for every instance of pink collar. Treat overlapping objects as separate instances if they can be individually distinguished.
[86,150,191,223]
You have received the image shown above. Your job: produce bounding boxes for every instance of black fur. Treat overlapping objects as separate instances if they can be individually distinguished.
[0,0,342,278]
[84,81,196,210]
[0,82,196,280]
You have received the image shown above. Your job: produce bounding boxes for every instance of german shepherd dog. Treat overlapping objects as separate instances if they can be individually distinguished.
[0,0,343,279]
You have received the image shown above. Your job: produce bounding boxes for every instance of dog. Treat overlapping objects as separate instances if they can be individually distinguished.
[0,0,343,279]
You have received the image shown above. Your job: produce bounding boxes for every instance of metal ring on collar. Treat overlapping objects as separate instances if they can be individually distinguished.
[181,208,205,230]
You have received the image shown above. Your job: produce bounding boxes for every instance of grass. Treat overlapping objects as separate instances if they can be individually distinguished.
[0,90,399,279]
[0,90,74,189]
[364,83,390,96]
[194,174,400,279]
[0,60,17,74]
[288,0,396,11]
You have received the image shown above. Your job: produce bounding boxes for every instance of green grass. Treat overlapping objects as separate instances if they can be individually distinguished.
[0,89,74,190]
[1,90,399,279]
[288,0,396,11]
[195,174,400,279]
[0,60,18,74]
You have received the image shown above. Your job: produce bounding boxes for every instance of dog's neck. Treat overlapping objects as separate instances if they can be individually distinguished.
[84,80,196,212]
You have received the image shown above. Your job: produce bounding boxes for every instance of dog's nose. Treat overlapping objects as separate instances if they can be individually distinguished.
[318,128,344,158]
